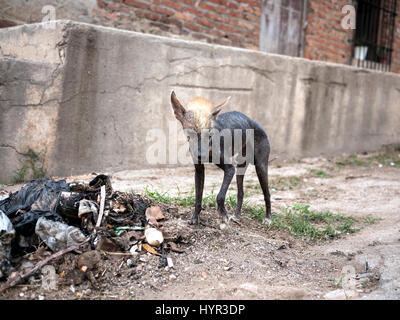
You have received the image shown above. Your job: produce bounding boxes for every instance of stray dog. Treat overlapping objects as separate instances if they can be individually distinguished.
[170,91,271,225]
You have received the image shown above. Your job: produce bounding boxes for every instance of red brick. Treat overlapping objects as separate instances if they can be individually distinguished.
[125,0,150,9]
[162,0,182,11]
[248,0,261,8]
[238,19,254,30]
[223,16,239,26]
[227,2,239,9]
[107,2,122,11]
[174,12,194,21]
[198,2,215,12]
[181,0,195,5]
[205,12,224,22]
[244,13,259,22]
[183,21,203,32]
[239,5,256,14]
[152,6,174,16]
[229,10,243,19]
[93,7,117,20]
[215,6,228,14]
[215,22,240,33]
[184,7,204,16]
[196,17,214,28]
[145,12,160,21]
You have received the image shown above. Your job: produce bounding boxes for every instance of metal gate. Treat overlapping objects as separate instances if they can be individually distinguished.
[352,0,398,71]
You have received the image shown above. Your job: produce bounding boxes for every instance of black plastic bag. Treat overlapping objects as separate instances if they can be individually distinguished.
[0,178,69,237]
[0,178,69,216]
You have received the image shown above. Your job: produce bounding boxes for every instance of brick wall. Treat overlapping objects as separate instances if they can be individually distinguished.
[303,0,354,65]
[304,0,400,74]
[391,2,400,73]
[94,0,261,49]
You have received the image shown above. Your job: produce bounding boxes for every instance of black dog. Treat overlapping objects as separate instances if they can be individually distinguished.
[171,91,271,225]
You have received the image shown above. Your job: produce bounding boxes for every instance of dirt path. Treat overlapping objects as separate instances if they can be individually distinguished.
[1,151,399,300]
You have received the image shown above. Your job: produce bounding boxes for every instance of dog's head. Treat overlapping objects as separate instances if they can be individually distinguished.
[170,91,230,131]
[170,91,230,161]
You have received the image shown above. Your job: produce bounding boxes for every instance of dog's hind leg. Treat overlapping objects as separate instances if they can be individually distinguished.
[254,138,271,222]
[235,164,248,220]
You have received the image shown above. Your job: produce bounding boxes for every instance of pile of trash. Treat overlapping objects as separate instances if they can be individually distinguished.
[0,174,177,292]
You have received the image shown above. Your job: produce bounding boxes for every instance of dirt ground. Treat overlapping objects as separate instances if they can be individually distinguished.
[1,150,400,300]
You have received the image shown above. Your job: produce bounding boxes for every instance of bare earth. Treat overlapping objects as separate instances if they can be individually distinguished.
[1,152,400,300]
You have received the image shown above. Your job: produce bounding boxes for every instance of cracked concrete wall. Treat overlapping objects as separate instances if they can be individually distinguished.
[1,20,400,180]
[0,57,62,182]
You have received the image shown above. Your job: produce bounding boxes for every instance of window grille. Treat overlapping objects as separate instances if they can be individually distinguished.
[352,0,397,72]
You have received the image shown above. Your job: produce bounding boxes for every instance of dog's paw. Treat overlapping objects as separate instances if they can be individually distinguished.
[262,218,272,227]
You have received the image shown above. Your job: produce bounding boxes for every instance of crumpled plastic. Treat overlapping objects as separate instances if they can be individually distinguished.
[35,217,87,252]
[0,210,15,279]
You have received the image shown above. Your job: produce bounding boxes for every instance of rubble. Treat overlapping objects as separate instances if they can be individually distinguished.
[0,174,188,294]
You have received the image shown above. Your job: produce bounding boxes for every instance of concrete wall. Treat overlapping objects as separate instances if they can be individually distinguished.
[1,20,400,182]
[0,0,96,26]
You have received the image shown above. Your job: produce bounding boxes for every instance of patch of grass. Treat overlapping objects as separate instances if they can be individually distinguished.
[336,145,400,168]
[203,187,217,207]
[143,185,378,242]
[310,169,327,178]
[225,194,237,209]
[144,185,218,208]
[363,215,382,225]
[143,186,175,204]
[368,148,400,167]
[12,148,47,184]
[175,186,196,207]
[270,176,302,191]
[243,203,265,222]
[336,154,368,167]
[332,277,343,289]
[13,165,28,184]
[269,203,359,241]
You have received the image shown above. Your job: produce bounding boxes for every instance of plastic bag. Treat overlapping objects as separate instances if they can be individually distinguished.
[0,178,69,216]
[35,217,87,252]
[0,210,15,278]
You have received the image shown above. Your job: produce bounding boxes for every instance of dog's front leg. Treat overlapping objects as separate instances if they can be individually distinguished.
[190,163,205,225]
[216,164,235,223]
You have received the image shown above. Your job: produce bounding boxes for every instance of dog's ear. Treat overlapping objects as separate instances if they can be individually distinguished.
[171,91,186,123]
[211,96,231,118]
